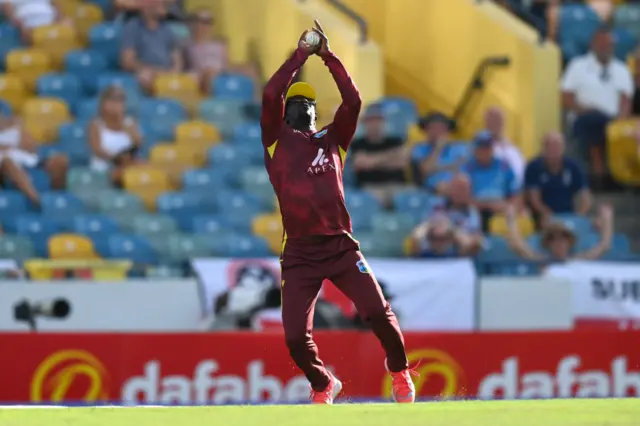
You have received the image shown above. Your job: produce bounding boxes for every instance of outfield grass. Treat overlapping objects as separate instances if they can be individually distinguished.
[1,399,639,426]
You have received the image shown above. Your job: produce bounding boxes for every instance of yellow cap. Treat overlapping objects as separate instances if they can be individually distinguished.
[285,82,316,101]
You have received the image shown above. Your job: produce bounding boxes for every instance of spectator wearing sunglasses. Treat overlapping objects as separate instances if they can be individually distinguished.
[561,27,634,189]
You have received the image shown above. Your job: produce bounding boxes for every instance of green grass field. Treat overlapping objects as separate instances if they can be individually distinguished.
[1,399,639,426]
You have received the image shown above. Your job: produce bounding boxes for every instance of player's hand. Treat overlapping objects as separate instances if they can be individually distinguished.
[313,19,330,55]
[298,30,319,55]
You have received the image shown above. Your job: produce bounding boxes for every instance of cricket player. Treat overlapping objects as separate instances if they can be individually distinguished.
[260,20,416,404]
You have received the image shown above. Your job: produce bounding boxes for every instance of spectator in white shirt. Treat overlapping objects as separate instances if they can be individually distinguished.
[484,106,526,186]
[561,27,634,188]
[1,0,65,43]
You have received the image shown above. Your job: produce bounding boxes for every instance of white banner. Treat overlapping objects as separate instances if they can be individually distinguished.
[192,258,477,331]
[0,280,203,331]
[545,261,640,327]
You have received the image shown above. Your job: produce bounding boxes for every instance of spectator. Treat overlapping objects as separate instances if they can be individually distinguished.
[411,112,463,191]
[484,106,526,185]
[120,1,183,93]
[408,214,483,258]
[88,86,143,186]
[350,103,408,207]
[632,49,640,116]
[524,131,591,229]
[506,203,613,262]
[431,173,483,235]
[1,0,66,43]
[462,131,520,232]
[561,27,634,187]
[0,105,68,191]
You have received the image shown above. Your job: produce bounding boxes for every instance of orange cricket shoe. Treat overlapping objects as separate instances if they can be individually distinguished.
[310,373,343,404]
[386,359,418,403]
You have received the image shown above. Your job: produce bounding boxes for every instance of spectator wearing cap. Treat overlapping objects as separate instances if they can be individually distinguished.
[484,106,526,185]
[561,27,634,188]
[462,131,520,232]
[350,104,408,207]
[410,112,465,191]
[120,1,184,93]
[524,131,592,230]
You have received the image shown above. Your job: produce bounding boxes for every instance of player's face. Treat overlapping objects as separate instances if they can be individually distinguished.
[285,97,316,131]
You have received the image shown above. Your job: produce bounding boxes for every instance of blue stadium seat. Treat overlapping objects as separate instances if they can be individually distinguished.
[215,234,271,257]
[0,235,35,260]
[0,23,21,70]
[86,0,113,16]
[350,208,372,231]
[232,121,261,144]
[611,233,631,255]
[384,116,409,140]
[208,143,260,169]
[614,4,640,41]
[0,191,28,231]
[98,191,145,215]
[40,192,87,229]
[552,214,592,235]
[58,130,91,166]
[157,191,216,230]
[215,190,264,215]
[139,98,187,124]
[15,214,60,257]
[354,231,404,257]
[379,96,418,125]
[612,27,638,61]
[65,49,108,96]
[346,190,382,219]
[558,5,601,60]
[392,190,440,223]
[371,212,416,236]
[493,263,540,277]
[5,169,51,192]
[107,233,158,264]
[88,22,121,68]
[72,214,119,255]
[77,96,138,123]
[182,168,234,192]
[0,100,12,116]
[477,235,519,274]
[37,73,81,114]
[192,214,235,234]
[212,73,255,101]
[198,98,244,137]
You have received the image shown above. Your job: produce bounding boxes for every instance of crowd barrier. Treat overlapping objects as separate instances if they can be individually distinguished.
[0,331,638,404]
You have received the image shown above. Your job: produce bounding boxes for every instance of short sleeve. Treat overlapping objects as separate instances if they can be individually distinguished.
[523,161,539,189]
[121,20,138,51]
[560,59,582,92]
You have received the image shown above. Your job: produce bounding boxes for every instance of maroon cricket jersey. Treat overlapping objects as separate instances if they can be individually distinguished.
[260,48,362,242]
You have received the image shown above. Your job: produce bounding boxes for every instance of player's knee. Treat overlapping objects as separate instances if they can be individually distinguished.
[360,301,391,324]
[284,331,308,351]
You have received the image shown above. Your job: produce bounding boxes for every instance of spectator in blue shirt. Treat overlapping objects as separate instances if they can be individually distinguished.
[461,131,520,231]
[410,112,466,191]
[524,131,592,229]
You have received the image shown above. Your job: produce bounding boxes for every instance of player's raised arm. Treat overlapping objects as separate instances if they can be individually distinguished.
[314,20,362,150]
[261,34,315,146]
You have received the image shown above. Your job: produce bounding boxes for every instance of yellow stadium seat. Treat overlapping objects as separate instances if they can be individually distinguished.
[252,213,283,254]
[22,97,70,143]
[154,74,200,111]
[0,74,27,112]
[123,166,173,210]
[408,124,424,145]
[32,24,80,69]
[176,120,220,144]
[69,3,103,42]
[48,234,97,259]
[150,143,206,168]
[490,214,535,238]
[6,49,51,91]
[607,119,640,186]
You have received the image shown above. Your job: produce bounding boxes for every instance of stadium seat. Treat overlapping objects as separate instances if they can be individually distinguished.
[371,212,416,237]
[32,24,79,69]
[88,22,121,68]
[233,121,261,144]
[552,214,593,234]
[132,214,178,237]
[4,168,51,193]
[107,233,157,264]
[37,73,81,114]
[354,232,403,257]
[22,97,70,143]
[123,166,171,191]
[252,213,283,254]
[72,214,118,255]
[607,119,640,185]
[165,233,211,263]
[191,214,235,234]
[612,27,637,61]
[154,73,199,111]
[40,192,87,228]
[175,120,221,148]
[610,233,631,256]
[216,234,272,257]
[208,143,262,169]
[0,74,26,112]
[240,166,272,196]
[558,4,602,60]
[58,122,91,165]
[98,190,145,215]
[614,3,640,42]
[379,96,419,125]
[0,235,35,261]
[215,190,264,214]
[156,191,215,229]
[67,167,110,191]
[97,72,140,111]
[212,73,255,101]
[346,190,382,219]
[6,48,51,91]
[139,98,187,124]
[86,0,112,16]
[150,143,206,169]
[489,214,535,239]
[392,190,440,223]
[64,50,108,96]
[16,215,60,257]
[69,3,104,42]
[0,23,22,69]
[198,98,244,137]
[0,191,28,230]
[182,168,234,192]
